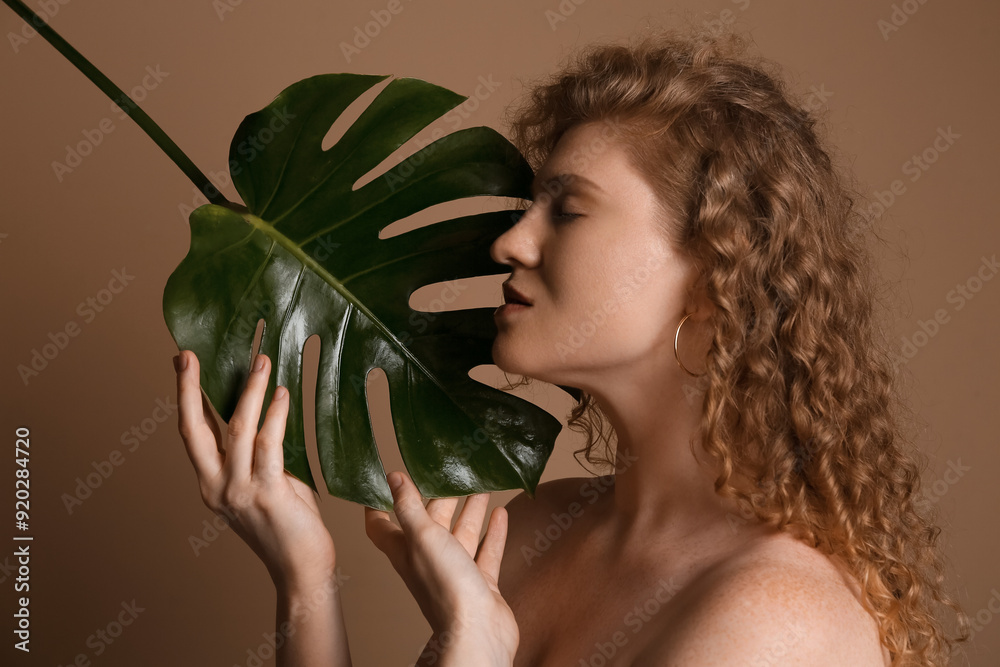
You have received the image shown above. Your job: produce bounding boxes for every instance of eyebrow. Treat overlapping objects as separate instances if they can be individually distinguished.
[529,172,605,199]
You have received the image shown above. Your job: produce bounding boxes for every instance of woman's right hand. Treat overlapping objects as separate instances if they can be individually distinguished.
[174,350,337,593]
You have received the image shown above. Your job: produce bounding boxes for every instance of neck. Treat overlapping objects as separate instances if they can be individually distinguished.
[579,351,746,550]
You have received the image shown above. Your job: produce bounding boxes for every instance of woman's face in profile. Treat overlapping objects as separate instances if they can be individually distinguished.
[489,121,700,392]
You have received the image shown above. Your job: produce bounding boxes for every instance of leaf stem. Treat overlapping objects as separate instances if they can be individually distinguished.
[2,0,228,205]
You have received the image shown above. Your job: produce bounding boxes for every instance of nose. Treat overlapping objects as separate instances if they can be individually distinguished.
[490,204,542,269]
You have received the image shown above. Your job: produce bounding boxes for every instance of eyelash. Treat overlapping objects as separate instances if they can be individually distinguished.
[552,205,581,221]
[524,198,581,222]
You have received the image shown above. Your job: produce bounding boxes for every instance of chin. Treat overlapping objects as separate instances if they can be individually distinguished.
[491,338,570,388]
[491,336,541,377]
[490,337,525,375]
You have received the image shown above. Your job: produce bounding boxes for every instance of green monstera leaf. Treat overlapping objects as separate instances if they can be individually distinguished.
[162,73,570,511]
[2,0,573,511]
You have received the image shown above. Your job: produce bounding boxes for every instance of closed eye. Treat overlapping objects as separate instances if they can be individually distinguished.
[553,209,581,221]
[523,198,583,222]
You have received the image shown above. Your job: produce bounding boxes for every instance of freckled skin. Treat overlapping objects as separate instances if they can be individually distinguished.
[483,122,890,667]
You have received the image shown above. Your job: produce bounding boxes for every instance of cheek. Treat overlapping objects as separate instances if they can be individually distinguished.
[578,250,677,348]
[590,241,667,314]
[549,228,636,304]
[536,257,640,354]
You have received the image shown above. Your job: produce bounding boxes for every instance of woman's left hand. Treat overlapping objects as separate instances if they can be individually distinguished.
[365,471,518,663]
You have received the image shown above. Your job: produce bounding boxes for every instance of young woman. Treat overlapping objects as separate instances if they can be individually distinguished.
[173,29,970,667]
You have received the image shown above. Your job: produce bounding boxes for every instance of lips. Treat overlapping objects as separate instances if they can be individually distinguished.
[502,282,532,306]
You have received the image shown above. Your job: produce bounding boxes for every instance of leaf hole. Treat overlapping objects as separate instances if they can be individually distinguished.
[363,367,408,484]
[408,274,506,315]
[250,318,265,365]
[469,364,560,408]
[300,334,327,496]
[351,105,466,192]
[321,76,394,152]
[379,195,521,239]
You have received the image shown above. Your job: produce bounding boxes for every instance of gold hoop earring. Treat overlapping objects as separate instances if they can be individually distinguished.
[673,312,706,378]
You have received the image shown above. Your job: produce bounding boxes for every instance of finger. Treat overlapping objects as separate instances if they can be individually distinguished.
[201,391,224,453]
[475,506,509,584]
[224,353,271,479]
[452,493,490,556]
[252,385,290,483]
[175,350,223,479]
[425,497,459,529]
[364,505,404,561]
[387,471,432,539]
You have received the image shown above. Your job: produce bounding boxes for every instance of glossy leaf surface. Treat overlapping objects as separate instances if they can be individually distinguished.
[163,73,568,510]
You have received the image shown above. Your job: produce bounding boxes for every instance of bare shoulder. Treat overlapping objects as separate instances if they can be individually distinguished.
[501,474,610,533]
[503,475,607,516]
[498,475,609,587]
[632,531,890,667]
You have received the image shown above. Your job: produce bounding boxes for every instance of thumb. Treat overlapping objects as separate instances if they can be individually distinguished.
[388,471,429,537]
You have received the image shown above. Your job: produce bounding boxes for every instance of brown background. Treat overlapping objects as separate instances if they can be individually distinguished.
[1,0,997,665]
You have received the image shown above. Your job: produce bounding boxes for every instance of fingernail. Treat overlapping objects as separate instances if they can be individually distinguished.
[388,472,403,491]
[274,386,287,400]
[253,354,265,373]
[173,353,186,373]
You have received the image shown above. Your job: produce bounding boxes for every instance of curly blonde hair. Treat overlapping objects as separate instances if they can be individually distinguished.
[496,27,971,667]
